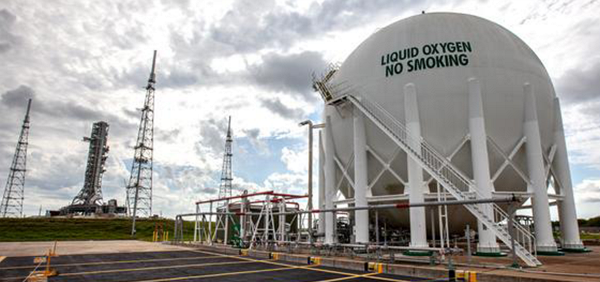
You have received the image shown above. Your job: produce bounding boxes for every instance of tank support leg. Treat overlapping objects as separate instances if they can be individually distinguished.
[468,78,501,255]
[318,131,326,242]
[523,83,559,254]
[324,114,337,244]
[404,83,429,251]
[553,98,585,251]
[353,109,370,243]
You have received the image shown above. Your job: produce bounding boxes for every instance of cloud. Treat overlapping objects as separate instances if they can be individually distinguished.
[197,118,229,157]
[1,0,599,220]
[0,86,134,140]
[0,9,19,54]
[281,146,307,173]
[263,172,306,195]
[556,61,600,104]
[575,179,600,203]
[240,128,270,156]
[1,85,34,107]
[259,97,305,120]
[209,0,426,53]
[249,51,327,98]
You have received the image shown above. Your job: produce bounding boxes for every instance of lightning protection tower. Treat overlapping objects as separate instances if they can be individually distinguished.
[217,116,233,199]
[128,50,157,235]
[71,121,109,209]
[1,99,32,218]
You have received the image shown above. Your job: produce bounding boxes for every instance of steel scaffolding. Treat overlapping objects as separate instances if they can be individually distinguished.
[1,99,32,218]
[128,50,157,235]
[177,191,307,249]
[217,116,233,199]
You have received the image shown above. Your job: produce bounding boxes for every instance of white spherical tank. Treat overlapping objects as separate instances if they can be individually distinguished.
[323,12,559,233]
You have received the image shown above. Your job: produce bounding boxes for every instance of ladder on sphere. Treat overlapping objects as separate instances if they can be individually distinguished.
[315,79,541,267]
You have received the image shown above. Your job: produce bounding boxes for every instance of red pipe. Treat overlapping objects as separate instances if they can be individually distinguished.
[195,190,275,204]
[195,190,307,204]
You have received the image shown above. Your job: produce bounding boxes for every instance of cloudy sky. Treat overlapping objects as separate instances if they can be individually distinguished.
[0,0,599,219]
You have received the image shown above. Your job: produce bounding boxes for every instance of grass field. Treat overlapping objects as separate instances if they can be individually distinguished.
[581,233,600,240]
[0,217,207,242]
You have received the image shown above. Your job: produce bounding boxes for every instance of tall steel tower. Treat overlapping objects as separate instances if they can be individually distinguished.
[217,116,233,199]
[71,121,109,207]
[1,99,32,218]
[128,51,157,235]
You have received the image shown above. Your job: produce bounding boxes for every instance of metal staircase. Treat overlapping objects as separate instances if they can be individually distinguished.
[315,79,541,267]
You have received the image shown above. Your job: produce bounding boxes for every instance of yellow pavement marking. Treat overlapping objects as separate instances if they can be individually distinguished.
[0,255,219,270]
[360,275,413,282]
[0,256,5,264]
[0,259,260,281]
[129,264,320,282]
[190,249,367,277]
[190,249,417,282]
[313,272,381,282]
[370,276,444,282]
[60,259,259,277]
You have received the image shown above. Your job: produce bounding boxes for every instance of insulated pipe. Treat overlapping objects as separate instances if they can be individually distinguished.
[468,78,500,254]
[353,108,369,243]
[318,131,326,241]
[404,83,429,249]
[324,114,337,244]
[523,83,558,253]
[177,196,519,217]
[553,98,584,250]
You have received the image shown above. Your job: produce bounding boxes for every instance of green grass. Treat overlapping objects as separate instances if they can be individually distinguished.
[581,233,600,240]
[0,218,206,242]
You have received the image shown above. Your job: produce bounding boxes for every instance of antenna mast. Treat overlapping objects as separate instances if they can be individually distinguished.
[218,116,233,199]
[127,51,156,235]
[1,99,32,218]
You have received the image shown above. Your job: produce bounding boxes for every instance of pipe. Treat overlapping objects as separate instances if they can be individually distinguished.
[195,191,307,205]
[195,191,275,204]
[178,196,520,218]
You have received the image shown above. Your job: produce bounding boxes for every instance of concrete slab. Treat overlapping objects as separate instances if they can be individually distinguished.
[186,244,600,282]
[0,240,188,257]
[0,249,424,282]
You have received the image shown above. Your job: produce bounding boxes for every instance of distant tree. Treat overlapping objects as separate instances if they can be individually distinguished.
[582,216,600,227]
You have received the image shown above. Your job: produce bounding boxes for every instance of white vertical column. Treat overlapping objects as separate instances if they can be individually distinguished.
[194,204,199,242]
[318,131,326,241]
[553,98,584,250]
[324,114,337,244]
[353,108,370,243]
[209,201,213,245]
[224,200,229,244]
[240,197,246,242]
[468,78,501,254]
[404,83,429,249]
[523,83,558,253]
[279,200,286,242]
